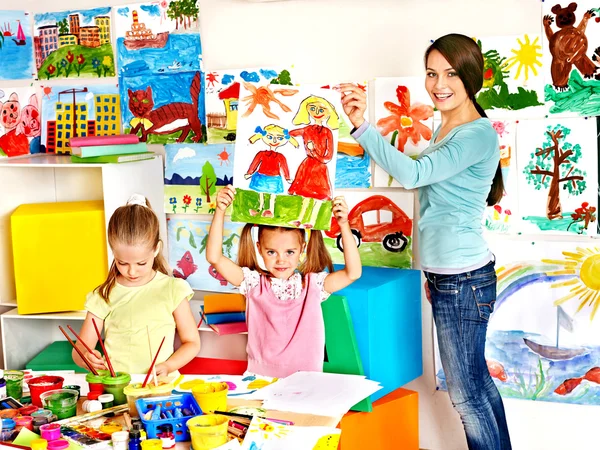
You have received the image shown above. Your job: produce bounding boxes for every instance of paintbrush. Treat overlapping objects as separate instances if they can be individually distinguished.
[147,326,158,387]
[91,318,116,377]
[66,325,107,370]
[142,336,165,388]
[58,326,99,375]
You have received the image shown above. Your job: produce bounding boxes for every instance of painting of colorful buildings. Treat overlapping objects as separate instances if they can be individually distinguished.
[41,84,121,154]
[33,7,115,79]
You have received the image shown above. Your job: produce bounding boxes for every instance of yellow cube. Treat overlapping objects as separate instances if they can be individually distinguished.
[11,201,108,314]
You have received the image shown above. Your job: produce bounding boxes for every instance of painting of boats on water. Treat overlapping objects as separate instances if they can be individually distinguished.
[0,11,35,80]
[435,237,600,405]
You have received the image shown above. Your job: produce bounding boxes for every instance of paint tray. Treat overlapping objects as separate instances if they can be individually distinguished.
[136,393,202,442]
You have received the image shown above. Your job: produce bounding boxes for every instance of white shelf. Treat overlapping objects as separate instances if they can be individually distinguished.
[0,153,159,168]
[1,308,86,320]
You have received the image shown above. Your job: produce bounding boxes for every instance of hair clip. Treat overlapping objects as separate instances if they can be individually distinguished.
[255,126,266,136]
[283,129,290,139]
[127,193,147,207]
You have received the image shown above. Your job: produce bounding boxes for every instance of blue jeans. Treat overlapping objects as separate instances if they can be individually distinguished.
[425,260,512,450]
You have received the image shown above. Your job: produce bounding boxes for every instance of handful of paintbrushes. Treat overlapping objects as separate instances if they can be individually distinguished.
[213,410,252,441]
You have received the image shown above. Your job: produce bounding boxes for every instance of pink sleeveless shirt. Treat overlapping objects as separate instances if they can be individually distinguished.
[242,271,327,378]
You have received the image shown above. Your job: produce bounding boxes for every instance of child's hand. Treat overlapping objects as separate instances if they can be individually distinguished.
[338,83,367,129]
[154,362,170,378]
[85,349,108,372]
[332,196,349,225]
[216,185,236,211]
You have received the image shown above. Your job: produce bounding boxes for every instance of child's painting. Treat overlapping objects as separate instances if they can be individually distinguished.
[41,84,121,154]
[0,87,41,157]
[0,11,35,80]
[173,374,276,398]
[324,191,414,269]
[516,118,598,235]
[204,68,294,145]
[167,218,243,292]
[114,1,201,77]
[33,8,115,80]
[438,237,600,406]
[231,84,342,230]
[120,70,205,144]
[542,2,600,116]
[483,120,519,233]
[371,77,434,188]
[164,143,234,214]
[240,417,341,450]
[475,34,545,117]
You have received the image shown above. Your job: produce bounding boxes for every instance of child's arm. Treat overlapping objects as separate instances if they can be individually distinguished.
[324,196,362,293]
[206,185,244,287]
[71,312,108,372]
[155,299,200,376]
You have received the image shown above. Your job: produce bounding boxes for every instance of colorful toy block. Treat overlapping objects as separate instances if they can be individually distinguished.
[340,388,418,450]
[334,265,422,401]
[11,200,108,314]
[322,294,371,412]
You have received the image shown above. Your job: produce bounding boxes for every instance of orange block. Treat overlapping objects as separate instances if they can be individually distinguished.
[340,388,418,450]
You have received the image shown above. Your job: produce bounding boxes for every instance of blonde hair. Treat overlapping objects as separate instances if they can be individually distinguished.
[95,197,169,301]
[292,96,339,129]
[248,124,299,148]
[237,224,333,278]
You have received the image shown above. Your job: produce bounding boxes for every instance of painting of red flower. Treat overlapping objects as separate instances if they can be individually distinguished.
[376,85,434,153]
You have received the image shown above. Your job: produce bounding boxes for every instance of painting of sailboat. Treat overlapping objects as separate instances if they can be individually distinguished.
[0,11,35,80]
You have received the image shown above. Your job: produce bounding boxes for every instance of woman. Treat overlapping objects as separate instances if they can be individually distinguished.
[340,34,511,450]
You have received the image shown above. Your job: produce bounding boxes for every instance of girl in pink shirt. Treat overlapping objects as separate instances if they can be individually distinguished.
[206,185,362,378]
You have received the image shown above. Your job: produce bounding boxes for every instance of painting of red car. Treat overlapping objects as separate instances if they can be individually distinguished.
[325,195,413,253]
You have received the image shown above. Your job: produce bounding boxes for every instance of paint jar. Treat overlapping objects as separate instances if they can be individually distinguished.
[39,423,62,441]
[191,382,228,414]
[111,431,129,450]
[47,440,69,450]
[157,424,175,449]
[30,438,48,450]
[129,429,142,450]
[0,378,6,400]
[87,391,102,401]
[186,415,228,450]
[14,415,33,432]
[0,409,19,419]
[30,409,53,421]
[40,389,78,420]
[132,421,146,441]
[0,418,16,441]
[101,373,131,406]
[27,376,64,407]
[63,385,81,400]
[123,384,151,417]
[82,399,103,413]
[19,405,38,416]
[32,416,49,434]
[140,439,162,450]
[86,370,109,394]
[98,393,115,409]
[4,370,24,400]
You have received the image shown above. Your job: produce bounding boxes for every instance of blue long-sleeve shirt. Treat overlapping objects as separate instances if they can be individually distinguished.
[352,118,499,272]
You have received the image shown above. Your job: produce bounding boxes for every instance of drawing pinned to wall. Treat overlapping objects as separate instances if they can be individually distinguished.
[164,143,234,214]
[204,68,294,145]
[41,84,121,154]
[33,7,115,80]
[542,2,600,115]
[434,237,600,405]
[483,120,519,233]
[0,11,35,80]
[324,191,414,269]
[371,77,434,187]
[240,416,341,450]
[114,1,201,77]
[232,85,341,230]
[475,34,545,116]
[0,87,41,157]
[319,82,371,189]
[167,218,243,292]
[120,70,205,144]
[516,118,598,235]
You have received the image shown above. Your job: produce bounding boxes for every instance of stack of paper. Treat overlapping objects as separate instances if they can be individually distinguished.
[252,371,382,417]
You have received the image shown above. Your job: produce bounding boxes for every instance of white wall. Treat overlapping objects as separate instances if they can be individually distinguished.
[4,0,599,448]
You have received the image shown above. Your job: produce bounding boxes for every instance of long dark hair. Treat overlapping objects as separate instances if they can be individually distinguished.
[425,33,504,206]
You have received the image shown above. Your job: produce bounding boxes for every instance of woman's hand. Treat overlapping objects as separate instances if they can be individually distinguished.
[85,349,108,372]
[332,196,349,225]
[216,185,235,212]
[338,83,367,129]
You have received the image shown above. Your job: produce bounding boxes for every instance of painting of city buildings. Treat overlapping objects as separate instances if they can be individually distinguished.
[33,7,115,80]
[41,84,121,154]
